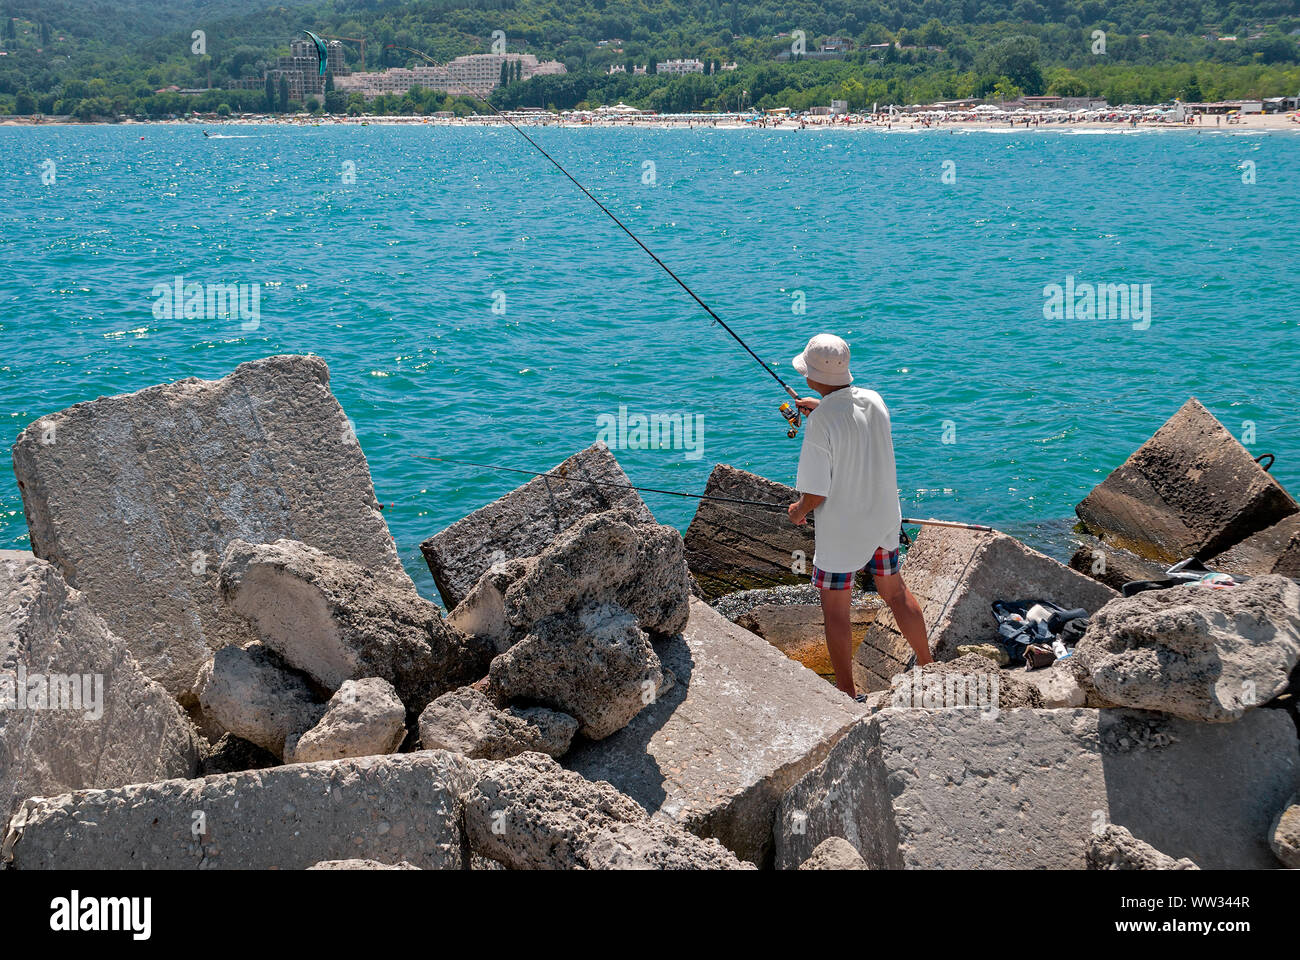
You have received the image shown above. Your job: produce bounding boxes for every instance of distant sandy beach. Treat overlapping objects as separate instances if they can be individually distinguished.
[4,112,1297,132]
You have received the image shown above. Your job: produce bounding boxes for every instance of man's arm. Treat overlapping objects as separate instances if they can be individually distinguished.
[788,493,825,525]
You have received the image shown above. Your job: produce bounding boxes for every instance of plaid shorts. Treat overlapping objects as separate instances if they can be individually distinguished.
[810,547,902,590]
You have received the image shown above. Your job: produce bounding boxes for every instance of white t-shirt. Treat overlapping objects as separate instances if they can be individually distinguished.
[795,386,902,573]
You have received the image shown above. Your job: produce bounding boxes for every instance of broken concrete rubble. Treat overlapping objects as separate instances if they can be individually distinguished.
[3,751,478,870]
[1068,535,1170,592]
[773,707,1297,870]
[1075,398,1298,564]
[1086,825,1199,870]
[199,733,279,777]
[1,553,201,821]
[1014,660,1089,708]
[10,354,410,701]
[501,511,692,639]
[1270,794,1300,868]
[888,654,1044,710]
[798,836,867,870]
[683,464,818,600]
[462,752,751,870]
[449,510,692,655]
[196,643,325,759]
[220,538,488,712]
[1211,514,1300,580]
[489,603,670,740]
[284,677,407,764]
[418,686,577,760]
[853,526,1117,694]
[565,598,865,867]
[420,443,653,610]
[1077,576,1300,722]
[307,859,419,870]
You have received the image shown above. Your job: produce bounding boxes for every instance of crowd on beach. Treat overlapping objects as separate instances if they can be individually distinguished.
[7,106,1297,132]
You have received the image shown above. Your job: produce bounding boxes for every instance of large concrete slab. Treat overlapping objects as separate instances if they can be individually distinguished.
[853,526,1117,694]
[735,598,880,682]
[420,443,652,610]
[10,355,408,701]
[1076,398,1297,564]
[683,464,819,600]
[2,750,477,870]
[564,597,865,867]
[774,707,1298,870]
[464,752,751,870]
[1211,514,1300,579]
[1,553,200,823]
[1068,535,1169,592]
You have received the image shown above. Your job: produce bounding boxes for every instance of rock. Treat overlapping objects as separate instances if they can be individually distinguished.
[445,558,536,655]
[219,538,488,712]
[853,526,1117,694]
[1211,514,1300,579]
[200,734,279,776]
[711,583,840,620]
[862,690,891,714]
[418,687,577,759]
[1015,660,1089,708]
[798,836,867,870]
[462,752,751,869]
[420,443,653,609]
[197,643,325,758]
[1269,795,1300,868]
[499,511,692,639]
[773,707,1297,870]
[1069,535,1172,592]
[888,654,1044,710]
[956,643,1010,667]
[565,598,865,867]
[307,859,419,870]
[284,678,407,764]
[0,553,201,822]
[10,355,411,701]
[1086,825,1199,870]
[736,599,880,681]
[1075,398,1298,564]
[3,751,478,870]
[683,464,820,600]
[1077,576,1300,722]
[489,603,670,741]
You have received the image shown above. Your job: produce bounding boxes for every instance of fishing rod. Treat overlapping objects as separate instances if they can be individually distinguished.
[382,44,805,439]
[411,454,994,532]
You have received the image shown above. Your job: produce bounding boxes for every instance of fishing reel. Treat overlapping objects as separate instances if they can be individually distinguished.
[779,401,801,439]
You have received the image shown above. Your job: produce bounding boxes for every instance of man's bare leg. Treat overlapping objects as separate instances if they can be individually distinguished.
[819,586,856,696]
[874,572,931,666]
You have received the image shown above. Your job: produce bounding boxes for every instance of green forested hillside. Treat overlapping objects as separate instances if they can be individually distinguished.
[2,0,1298,116]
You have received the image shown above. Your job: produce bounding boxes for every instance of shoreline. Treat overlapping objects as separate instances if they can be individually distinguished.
[3,112,1296,133]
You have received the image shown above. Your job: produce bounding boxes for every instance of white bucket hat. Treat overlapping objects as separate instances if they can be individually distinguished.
[792,333,853,386]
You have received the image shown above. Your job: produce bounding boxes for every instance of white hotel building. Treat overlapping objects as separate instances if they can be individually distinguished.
[335,53,566,99]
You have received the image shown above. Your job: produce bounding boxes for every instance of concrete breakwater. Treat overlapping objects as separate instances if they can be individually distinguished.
[2,355,1297,870]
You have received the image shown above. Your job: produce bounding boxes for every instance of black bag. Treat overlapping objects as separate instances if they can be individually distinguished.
[991,599,1089,666]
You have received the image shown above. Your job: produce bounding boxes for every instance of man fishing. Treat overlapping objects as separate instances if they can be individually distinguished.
[786,333,931,699]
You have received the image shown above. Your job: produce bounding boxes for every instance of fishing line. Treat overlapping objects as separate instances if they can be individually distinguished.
[467,96,799,400]
[409,453,994,531]
[375,45,796,396]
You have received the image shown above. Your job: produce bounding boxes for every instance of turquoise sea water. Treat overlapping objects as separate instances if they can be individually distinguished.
[1,123,1297,598]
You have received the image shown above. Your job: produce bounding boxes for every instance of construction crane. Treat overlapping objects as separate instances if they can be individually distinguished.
[320,35,367,71]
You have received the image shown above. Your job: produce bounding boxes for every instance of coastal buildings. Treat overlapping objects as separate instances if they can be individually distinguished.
[235,41,566,102]
[655,59,705,75]
[335,53,566,99]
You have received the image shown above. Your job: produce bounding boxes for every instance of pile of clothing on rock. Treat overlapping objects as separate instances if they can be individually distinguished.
[993,558,1250,670]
